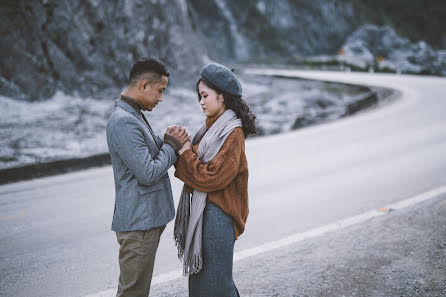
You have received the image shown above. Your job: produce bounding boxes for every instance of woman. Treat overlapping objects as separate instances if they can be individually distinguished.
[173,63,256,296]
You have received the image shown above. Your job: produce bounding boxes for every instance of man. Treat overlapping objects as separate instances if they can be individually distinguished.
[106,57,188,296]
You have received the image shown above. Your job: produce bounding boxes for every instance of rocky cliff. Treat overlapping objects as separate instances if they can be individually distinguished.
[0,0,204,101]
[1,0,445,101]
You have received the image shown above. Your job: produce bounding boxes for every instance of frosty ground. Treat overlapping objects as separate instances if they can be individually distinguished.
[0,73,385,172]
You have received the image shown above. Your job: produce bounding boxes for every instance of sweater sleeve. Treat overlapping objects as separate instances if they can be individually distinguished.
[174,128,244,192]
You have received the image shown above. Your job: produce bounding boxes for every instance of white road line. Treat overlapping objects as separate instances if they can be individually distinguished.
[84,185,446,297]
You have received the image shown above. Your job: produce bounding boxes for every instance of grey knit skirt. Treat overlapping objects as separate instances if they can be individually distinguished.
[188,202,240,297]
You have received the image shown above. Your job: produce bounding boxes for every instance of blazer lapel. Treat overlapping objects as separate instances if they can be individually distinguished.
[115,100,161,149]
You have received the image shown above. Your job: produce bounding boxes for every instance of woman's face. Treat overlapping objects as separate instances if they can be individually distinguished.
[198,81,226,118]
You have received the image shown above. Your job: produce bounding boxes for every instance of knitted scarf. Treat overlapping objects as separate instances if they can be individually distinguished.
[174,109,242,275]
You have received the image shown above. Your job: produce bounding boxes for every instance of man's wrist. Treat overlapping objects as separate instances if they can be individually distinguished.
[163,133,182,151]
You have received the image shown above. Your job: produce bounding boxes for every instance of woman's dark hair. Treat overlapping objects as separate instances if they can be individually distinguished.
[197,79,257,138]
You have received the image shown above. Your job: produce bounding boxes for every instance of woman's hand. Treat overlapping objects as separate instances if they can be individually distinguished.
[178,140,192,155]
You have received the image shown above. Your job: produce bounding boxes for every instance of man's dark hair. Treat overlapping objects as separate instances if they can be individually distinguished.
[128,57,169,86]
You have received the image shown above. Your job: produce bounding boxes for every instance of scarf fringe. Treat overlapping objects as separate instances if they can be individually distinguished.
[183,253,202,276]
[173,231,185,260]
[174,185,190,261]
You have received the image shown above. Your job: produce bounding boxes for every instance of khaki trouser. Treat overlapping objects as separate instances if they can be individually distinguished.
[115,226,165,297]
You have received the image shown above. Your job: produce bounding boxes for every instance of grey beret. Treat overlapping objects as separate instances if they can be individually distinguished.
[199,63,242,97]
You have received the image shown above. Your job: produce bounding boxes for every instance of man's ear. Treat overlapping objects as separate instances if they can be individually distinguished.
[139,79,149,91]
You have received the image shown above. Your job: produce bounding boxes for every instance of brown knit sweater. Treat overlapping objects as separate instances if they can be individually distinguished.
[174,114,249,239]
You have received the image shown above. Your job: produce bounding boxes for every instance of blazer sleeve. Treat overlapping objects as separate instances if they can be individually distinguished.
[108,116,177,186]
[174,128,243,192]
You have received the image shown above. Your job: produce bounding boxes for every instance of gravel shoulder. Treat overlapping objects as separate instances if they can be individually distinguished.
[150,195,446,297]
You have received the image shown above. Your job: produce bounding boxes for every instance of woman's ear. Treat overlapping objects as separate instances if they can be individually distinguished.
[220,95,227,109]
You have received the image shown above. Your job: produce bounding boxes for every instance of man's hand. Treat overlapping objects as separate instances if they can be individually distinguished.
[168,126,190,145]
[163,125,191,153]
[166,125,177,134]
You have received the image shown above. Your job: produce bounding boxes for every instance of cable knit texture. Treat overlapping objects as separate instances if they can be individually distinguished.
[174,113,249,239]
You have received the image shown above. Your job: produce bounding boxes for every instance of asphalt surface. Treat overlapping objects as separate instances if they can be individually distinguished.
[150,195,446,297]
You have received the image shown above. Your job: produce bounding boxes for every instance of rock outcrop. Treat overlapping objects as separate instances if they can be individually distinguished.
[0,0,204,101]
[340,25,446,75]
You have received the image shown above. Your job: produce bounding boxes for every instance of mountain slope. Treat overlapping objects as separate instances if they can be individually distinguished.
[1,0,445,101]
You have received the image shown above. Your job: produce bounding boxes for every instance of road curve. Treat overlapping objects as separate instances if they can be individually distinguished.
[0,70,445,297]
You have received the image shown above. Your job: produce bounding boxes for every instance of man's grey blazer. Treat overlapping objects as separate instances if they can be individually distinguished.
[106,100,177,232]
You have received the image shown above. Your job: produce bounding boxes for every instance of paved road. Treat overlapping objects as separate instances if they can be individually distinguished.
[1,70,445,297]
[150,193,446,297]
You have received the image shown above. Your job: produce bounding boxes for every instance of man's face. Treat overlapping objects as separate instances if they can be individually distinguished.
[140,75,168,111]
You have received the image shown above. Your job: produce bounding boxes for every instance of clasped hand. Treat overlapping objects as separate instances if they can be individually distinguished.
[165,125,192,155]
